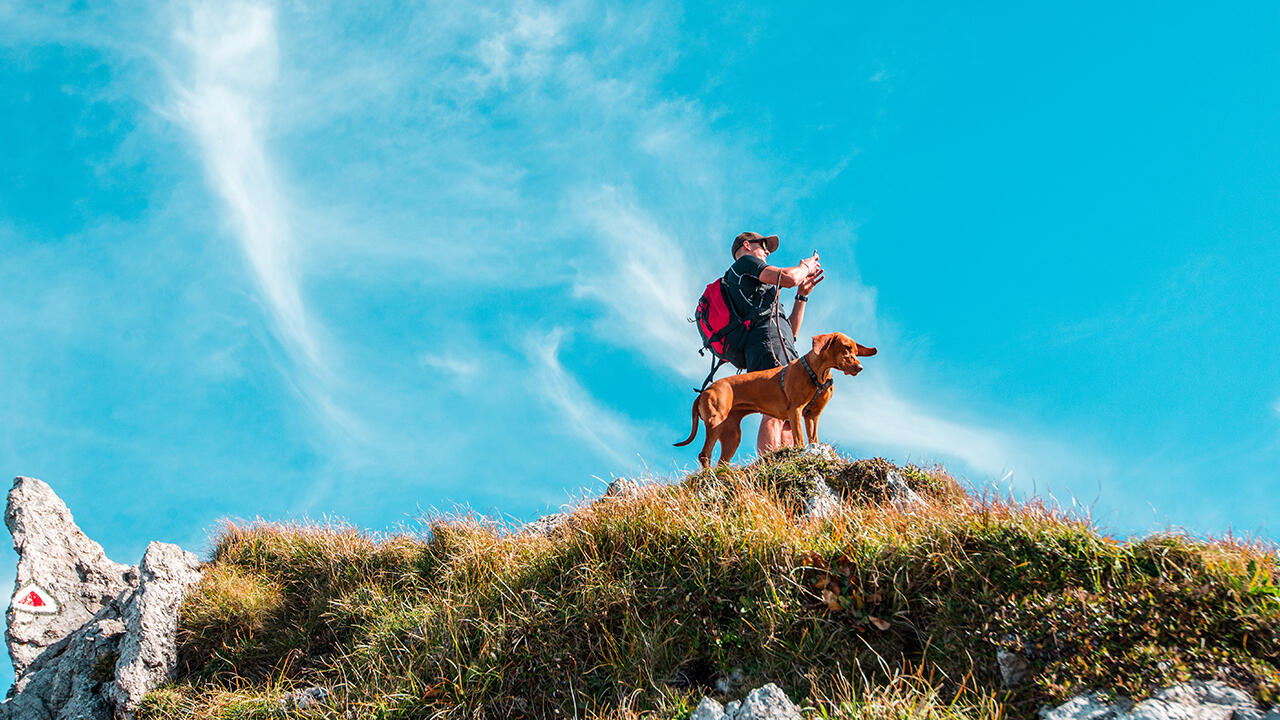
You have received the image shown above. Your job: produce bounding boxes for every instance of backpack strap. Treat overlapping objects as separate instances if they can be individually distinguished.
[696,356,728,393]
[701,321,740,351]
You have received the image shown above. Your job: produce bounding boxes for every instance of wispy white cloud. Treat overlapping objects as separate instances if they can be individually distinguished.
[169,3,318,371]
[165,1,369,450]
[571,186,709,381]
[474,5,566,88]
[421,352,480,383]
[526,328,642,467]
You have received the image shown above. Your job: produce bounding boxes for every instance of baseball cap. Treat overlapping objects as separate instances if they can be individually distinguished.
[732,231,780,257]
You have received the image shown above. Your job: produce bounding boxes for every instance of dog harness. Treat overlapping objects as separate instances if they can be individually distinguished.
[779,354,834,412]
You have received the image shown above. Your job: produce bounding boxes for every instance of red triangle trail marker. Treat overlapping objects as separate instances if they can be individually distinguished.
[11,584,58,615]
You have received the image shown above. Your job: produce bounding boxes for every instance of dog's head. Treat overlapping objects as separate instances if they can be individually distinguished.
[812,332,877,376]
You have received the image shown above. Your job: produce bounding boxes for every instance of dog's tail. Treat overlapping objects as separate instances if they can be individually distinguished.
[673,396,701,447]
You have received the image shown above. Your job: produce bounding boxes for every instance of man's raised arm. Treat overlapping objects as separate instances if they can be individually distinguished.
[758,253,820,288]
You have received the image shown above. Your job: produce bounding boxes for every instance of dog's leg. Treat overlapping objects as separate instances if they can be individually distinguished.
[803,389,833,448]
[699,413,726,469]
[789,408,807,448]
[698,423,717,468]
[717,411,747,465]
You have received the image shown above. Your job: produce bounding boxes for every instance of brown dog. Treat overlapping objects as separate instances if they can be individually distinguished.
[674,332,877,467]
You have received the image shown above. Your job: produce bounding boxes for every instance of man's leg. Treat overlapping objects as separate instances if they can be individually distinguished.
[756,416,795,455]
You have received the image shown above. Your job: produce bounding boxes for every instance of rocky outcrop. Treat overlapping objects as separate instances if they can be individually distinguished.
[1041,681,1280,720]
[799,477,841,520]
[691,683,804,720]
[520,476,649,537]
[104,542,203,716]
[1,477,203,720]
[692,679,1280,720]
[5,476,135,679]
[885,469,925,508]
[604,477,640,499]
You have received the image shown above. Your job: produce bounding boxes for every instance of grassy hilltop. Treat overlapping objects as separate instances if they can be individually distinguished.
[139,448,1280,719]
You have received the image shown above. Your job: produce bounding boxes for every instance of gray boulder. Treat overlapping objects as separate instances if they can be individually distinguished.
[1042,681,1265,720]
[733,683,803,720]
[690,696,726,720]
[520,512,569,537]
[278,686,330,711]
[604,477,641,499]
[104,542,203,717]
[0,477,203,720]
[1041,693,1134,720]
[800,477,841,520]
[886,470,925,508]
[6,477,135,680]
[997,648,1030,688]
[0,610,128,720]
[801,443,838,462]
[692,683,803,720]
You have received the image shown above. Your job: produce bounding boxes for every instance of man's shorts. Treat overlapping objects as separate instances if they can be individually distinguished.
[744,325,798,372]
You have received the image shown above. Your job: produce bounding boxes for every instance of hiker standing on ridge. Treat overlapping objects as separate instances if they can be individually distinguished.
[725,231,824,453]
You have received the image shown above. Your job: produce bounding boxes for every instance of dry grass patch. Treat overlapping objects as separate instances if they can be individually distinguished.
[142,449,1280,720]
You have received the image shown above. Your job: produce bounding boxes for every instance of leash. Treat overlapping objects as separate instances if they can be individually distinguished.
[767,267,798,368]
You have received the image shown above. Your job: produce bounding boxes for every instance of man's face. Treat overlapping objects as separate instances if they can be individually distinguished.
[747,240,771,261]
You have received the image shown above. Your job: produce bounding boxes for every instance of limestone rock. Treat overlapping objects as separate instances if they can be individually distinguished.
[800,477,841,520]
[521,512,569,537]
[1041,693,1133,720]
[801,443,838,462]
[696,683,804,720]
[1128,681,1259,720]
[886,470,925,508]
[1,477,203,720]
[6,477,135,680]
[997,648,1030,688]
[104,542,203,717]
[604,477,640,499]
[690,696,726,720]
[733,683,803,720]
[1041,682,1262,720]
[278,686,330,711]
[0,603,129,720]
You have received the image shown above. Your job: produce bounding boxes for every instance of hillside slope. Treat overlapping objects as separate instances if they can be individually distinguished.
[141,447,1280,719]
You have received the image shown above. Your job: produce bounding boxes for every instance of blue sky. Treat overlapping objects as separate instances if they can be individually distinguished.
[3,0,1279,690]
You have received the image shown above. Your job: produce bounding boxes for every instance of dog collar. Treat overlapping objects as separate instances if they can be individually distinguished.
[780,354,833,412]
[799,355,832,393]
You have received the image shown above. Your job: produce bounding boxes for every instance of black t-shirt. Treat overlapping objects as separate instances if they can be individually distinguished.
[724,255,785,326]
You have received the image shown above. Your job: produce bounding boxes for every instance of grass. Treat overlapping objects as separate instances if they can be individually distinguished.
[139,447,1280,719]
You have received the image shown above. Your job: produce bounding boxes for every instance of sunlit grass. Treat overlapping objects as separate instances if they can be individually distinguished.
[139,447,1279,720]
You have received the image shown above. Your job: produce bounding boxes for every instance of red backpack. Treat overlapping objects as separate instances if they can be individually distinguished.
[693,278,751,390]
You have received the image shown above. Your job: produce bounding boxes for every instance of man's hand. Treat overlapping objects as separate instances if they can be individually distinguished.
[800,252,821,275]
[798,268,824,296]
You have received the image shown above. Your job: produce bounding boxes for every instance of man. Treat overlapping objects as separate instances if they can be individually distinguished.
[723,231,824,453]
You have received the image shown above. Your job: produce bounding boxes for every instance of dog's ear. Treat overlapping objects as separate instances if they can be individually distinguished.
[855,343,878,357]
[812,333,833,353]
